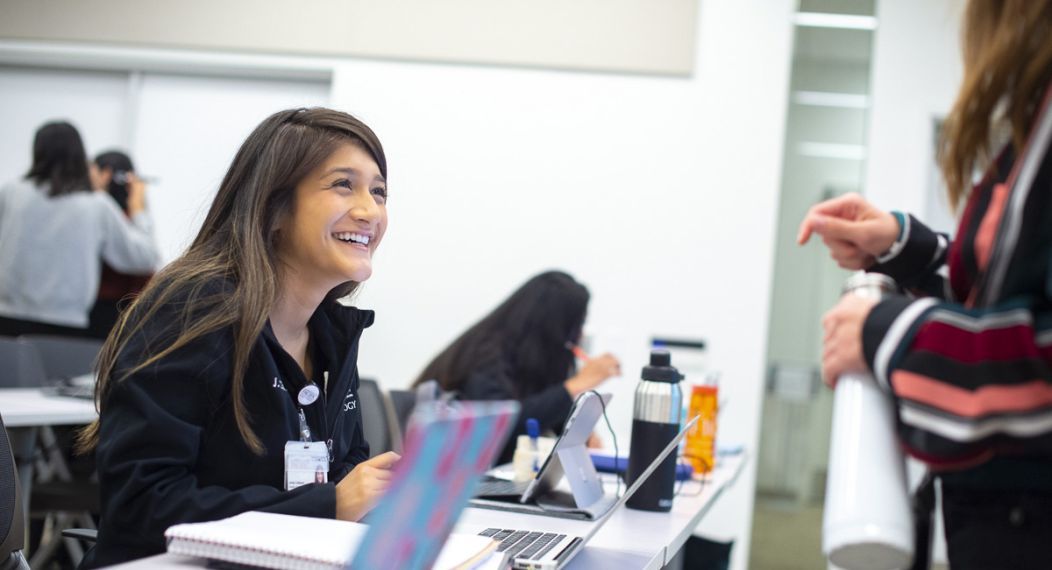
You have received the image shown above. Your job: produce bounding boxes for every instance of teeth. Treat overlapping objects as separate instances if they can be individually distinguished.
[334,232,370,245]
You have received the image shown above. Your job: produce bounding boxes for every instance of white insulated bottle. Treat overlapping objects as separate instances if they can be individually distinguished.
[822,273,913,570]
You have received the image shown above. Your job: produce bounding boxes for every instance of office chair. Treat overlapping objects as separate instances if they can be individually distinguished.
[17,335,102,381]
[387,389,416,438]
[1,412,30,570]
[358,379,403,456]
[0,339,48,389]
[0,338,46,509]
[0,338,98,567]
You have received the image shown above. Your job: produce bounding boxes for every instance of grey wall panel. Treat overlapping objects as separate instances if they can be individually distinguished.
[0,0,697,75]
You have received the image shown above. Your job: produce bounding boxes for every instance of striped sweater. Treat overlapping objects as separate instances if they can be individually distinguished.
[861,90,1052,485]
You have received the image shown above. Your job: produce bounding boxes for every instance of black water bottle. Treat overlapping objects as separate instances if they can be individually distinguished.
[626,349,684,512]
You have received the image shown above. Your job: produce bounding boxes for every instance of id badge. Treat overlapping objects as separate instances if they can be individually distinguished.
[284,441,329,490]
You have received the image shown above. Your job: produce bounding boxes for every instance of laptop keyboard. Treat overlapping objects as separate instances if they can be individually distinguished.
[474,477,529,497]
[479,528,567,560]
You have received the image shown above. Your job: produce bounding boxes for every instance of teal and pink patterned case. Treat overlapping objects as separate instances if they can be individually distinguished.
[349,400,519,569]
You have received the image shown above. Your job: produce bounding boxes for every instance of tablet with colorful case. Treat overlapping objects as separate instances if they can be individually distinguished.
[349,400,520,570]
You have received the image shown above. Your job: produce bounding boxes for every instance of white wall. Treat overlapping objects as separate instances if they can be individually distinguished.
[0,0,698,75]
[864,0,964,213]
[338,1,794,567]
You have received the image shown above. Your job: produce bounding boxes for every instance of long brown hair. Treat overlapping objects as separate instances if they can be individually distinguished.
[940,0,1052,208]
[78,108,387,454]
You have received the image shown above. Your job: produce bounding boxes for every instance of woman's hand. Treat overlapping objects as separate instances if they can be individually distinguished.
[820,295,878,387]
[564,353,621,397]
[125,172,147,216]
[797,193,900,270]
[335,451,400,521]
[586,432,603,449]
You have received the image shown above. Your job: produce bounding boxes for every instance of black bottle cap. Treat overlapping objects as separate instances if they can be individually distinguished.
[641,349,682,383]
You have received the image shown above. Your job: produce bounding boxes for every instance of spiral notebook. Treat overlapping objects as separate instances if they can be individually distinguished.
[165,400,520,570]
[165,512,496,569]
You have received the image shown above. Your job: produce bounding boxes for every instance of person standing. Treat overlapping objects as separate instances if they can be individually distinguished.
[799,2,1052,566]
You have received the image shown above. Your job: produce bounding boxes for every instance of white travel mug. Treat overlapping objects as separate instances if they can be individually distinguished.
[822,273,913,570]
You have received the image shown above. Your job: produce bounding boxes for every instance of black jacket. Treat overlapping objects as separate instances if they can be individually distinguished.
[83,299,373,568]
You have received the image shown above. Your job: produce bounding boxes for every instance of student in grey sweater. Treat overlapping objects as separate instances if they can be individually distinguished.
[0,121,159,337]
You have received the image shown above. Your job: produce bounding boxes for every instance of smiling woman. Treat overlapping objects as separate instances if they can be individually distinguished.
[75,108,401,568]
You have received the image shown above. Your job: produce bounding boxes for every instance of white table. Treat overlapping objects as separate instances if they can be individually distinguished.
[1,387,99,565]
[458,453,746,569]
[0,388,98,427]
[107,453,746,569]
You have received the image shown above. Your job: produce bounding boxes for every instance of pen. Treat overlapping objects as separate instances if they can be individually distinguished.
[526,418,540,473]
[113,171,160,185]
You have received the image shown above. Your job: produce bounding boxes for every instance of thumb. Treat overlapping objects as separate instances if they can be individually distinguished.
[365,451,401,470]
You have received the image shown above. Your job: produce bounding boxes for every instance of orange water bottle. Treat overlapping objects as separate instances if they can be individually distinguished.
[685,379,718,474]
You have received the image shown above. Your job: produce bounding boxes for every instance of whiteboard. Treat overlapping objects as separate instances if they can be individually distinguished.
[0,65,330,263]
[0,66,129,185]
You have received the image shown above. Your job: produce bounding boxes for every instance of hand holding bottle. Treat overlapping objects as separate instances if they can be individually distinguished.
[821,294,879,386]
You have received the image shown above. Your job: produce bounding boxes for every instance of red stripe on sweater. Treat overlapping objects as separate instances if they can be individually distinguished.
[912,320,1039,363]
[900,441,994,471]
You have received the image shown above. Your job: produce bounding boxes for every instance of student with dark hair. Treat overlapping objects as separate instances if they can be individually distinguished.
[413,270,621,463]
[78,108,400,568]
[86,150,155,339]
[0,121,159,337]
[799,1,1052,566]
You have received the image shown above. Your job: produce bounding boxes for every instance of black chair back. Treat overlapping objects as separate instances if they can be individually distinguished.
[0,339,46,388]
[359,382,395,458]
[17,335,102,381]
[388,389,416,436]
[0,412,27,564]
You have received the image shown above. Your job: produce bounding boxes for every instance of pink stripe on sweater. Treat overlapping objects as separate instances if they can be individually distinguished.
[973,183,1010,274]
[893,370,1052,418]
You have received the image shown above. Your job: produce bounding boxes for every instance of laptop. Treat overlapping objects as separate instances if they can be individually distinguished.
[477,414,699,570]
[473,392,612,519]
[48,373,95,400]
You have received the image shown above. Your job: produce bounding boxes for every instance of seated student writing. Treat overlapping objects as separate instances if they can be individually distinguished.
[77,108,399,567]
[412,270,621,464]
